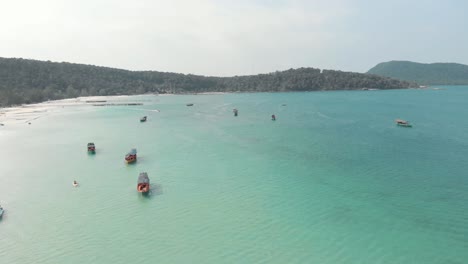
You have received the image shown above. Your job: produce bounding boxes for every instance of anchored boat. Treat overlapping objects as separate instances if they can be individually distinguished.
[186,103,194,106]
[140,116,147,122]
[137,172,150,193]
[87,142,96,153]
[125,149,137,163]
[0,205,4,218]
[233,108,238,116]
[395,119,412,127]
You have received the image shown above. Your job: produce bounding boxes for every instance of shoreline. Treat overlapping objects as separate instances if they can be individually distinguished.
[0,95,155,125]
[0,87,432,125]
[1,86,419,113]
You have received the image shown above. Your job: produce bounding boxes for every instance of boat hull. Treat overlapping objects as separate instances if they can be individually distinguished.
[397,123,412,127]
[125,149,138,163]
[126,158,137,163]
[137,183,150,193]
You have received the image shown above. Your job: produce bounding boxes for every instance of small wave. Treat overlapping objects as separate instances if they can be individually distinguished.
[131,108,160,112]
[316,111,332,119]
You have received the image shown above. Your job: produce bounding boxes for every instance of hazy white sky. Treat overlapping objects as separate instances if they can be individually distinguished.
[0,0,466,76]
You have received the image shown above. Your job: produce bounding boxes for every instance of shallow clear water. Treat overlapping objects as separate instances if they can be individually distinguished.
[1,87,468,263]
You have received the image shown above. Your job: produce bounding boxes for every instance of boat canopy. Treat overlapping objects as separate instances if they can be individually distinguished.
[88,142,95,146]
[128,149,137,155]
[138,172,150,184]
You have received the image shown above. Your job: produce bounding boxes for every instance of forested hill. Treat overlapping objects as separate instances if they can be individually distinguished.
[368,61,468,85]
[0,57,416,106]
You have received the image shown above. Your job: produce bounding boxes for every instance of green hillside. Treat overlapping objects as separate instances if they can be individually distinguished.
[368,61,468,85]
[0,57,416,106]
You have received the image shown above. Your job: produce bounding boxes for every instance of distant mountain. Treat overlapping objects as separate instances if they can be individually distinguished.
[367,61,468,85]
[0,57,416,107]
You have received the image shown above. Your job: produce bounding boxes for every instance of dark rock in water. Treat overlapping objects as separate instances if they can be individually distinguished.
[86,100,107,103]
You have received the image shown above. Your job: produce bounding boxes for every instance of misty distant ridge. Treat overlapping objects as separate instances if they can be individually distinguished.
[368,61,468,85]
[0,57,416,107]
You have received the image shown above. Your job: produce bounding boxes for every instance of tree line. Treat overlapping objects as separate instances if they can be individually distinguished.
[0,57,417,106]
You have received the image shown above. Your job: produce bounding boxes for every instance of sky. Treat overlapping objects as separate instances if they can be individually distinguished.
[0,0,467,76]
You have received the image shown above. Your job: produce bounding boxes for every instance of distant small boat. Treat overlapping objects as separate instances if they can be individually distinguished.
[72,181,79,187]
[140,116,147,122]
[125,148,137,163]
[87,142,96,153]
[271,114,276,121]
[233,108,238,116]
[186,103,194,106]
[0,205,4,218]
[395,119,412,127]
[137,172,150,193]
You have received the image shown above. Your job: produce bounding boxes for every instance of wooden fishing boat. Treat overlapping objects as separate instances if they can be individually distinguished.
[87,142,96,153]
[137,172,150,193]
[125,149,137,163]
[395,119,412,127]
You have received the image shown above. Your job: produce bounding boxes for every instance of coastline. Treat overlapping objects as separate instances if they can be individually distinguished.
[0,87,419,125]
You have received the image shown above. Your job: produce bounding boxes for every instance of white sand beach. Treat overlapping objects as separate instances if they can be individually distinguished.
[0,95,150,125]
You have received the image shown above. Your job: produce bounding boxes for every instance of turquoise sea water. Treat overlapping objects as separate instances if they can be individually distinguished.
[1,87,468,263]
